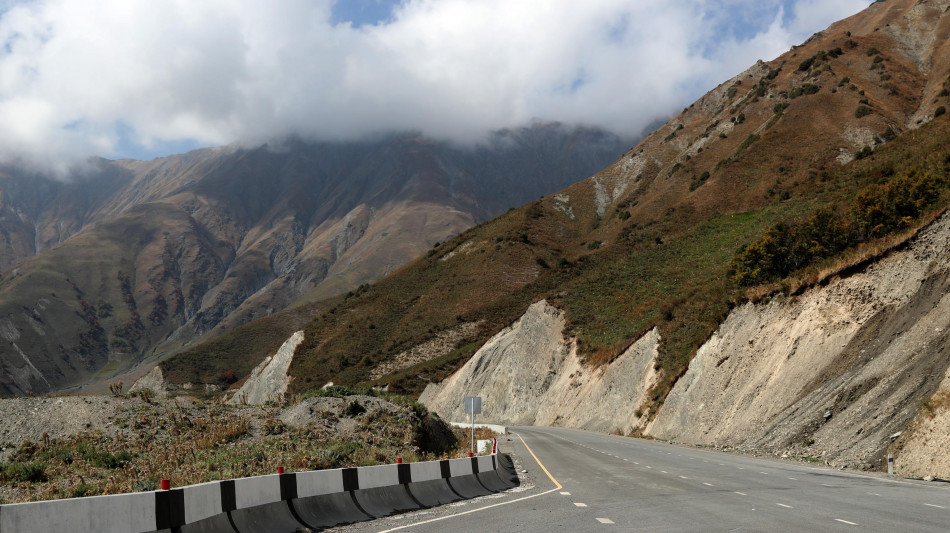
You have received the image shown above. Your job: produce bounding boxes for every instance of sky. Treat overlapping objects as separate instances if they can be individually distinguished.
[0,0,873,168]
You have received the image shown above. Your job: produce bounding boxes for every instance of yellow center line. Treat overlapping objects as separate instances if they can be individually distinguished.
[516,432,562,489]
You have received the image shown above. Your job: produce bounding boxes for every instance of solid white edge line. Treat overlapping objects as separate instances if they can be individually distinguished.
[924,503,946,509]
[377,487,562,532]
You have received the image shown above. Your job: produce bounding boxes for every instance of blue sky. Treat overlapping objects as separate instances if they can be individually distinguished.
[330,0,402,28]
[0,0,872,166]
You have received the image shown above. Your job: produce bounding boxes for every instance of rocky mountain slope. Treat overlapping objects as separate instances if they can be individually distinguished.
[423,208,950,477]
[0,124,629,395]
[154,0,950,477]
[167,0,950,391]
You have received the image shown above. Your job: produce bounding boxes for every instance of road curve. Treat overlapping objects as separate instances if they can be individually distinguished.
[331,426,950,532]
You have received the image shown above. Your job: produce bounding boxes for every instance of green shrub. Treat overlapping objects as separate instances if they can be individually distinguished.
[690,171,711,191]
[736,134,761,156]
[344,401,367,417]
[855,146,873,160]
[798,56,816,71]
[0,462,47,482]
[936,106,947,118]
[732,168,947,285]
[72,484,98,498]
[855,105,873,118]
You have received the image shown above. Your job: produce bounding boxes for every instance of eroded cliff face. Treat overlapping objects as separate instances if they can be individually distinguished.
[228,330,305,405]
[646,211,950,473]
[419,300,659,435]
[421,211,950,477]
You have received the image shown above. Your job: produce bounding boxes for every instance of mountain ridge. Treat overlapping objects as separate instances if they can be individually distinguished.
[0,123,630,394]
[155,0,950,402]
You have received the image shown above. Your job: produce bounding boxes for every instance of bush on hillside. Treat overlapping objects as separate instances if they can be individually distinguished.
[732,169,947,286]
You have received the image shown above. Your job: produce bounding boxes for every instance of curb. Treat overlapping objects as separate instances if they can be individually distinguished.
[0,449,517,533]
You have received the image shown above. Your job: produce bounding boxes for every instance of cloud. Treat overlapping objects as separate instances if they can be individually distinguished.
[0,0,872,166]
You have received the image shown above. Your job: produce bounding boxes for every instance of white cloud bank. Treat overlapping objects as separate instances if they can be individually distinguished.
[0,0,871,165]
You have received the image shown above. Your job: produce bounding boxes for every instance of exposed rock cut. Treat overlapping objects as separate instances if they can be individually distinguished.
[420,300,659,435]
[129,365,169,397]
[647,211,950,471]
[892,366,950,479]
[228,330,304,405]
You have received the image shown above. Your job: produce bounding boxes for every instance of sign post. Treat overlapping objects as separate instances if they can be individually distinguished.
[464,396,481,455]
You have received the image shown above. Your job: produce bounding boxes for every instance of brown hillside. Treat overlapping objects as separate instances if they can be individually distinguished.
[0,125,627,395]
[159,0,950,400]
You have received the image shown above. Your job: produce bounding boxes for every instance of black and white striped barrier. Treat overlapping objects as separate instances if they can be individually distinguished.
[0,450,517,533]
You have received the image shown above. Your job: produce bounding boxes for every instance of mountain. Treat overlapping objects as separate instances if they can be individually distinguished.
[160,0,950,416]
[0,124,631,395]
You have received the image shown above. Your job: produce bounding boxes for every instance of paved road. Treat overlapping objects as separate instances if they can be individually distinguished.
[331,426,950,532]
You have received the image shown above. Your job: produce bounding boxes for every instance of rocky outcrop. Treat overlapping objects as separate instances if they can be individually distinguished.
[646,211,950,471]
[891,366,950,479]
[228,330,304,405]
[420,300,659,435]
[423,212,950,475]
[129,365,169,397]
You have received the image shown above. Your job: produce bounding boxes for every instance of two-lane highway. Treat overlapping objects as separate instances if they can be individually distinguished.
[331,426,950,532]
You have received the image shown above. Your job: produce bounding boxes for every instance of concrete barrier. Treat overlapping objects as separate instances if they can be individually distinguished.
[0,452,518,533]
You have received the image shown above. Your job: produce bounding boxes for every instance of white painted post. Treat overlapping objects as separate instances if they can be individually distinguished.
[888,453,894,475]
[471,409,475,455]
[464,396,481,456]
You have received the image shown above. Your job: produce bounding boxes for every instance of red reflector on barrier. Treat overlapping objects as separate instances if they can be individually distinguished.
[161,479,170,490]
[278,466,284,474]
[468,452,473,458]
[397,457,402,464]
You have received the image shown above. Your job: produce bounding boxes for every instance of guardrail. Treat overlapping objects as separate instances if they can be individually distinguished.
[0,444,518,533]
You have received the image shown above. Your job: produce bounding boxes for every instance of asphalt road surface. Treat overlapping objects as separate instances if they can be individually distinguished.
[330,426,950,532]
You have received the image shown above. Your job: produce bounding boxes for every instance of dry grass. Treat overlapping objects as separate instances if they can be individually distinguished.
[0,394,470,504]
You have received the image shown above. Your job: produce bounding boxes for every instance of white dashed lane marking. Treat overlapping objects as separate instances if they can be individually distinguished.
[735,492,747,496]
[924,503,946,509]
[596,518,615,524]
[776,503,793,509]
[835,519,858,525]
[703,483,714,487]
[560,492,571,496]
[575,503,588,508]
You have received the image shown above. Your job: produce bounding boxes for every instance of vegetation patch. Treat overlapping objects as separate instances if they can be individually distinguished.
[733,167,948,286]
